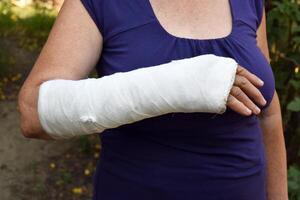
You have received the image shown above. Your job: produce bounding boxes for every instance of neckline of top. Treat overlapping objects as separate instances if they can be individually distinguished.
[146,0,236,42]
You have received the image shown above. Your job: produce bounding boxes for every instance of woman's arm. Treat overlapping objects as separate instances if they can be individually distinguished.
[257,7,288,200]
[18,0,103,139]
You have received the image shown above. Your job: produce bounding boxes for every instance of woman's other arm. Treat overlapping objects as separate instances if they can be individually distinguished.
[257,7,288,200]
[18,0,103,140]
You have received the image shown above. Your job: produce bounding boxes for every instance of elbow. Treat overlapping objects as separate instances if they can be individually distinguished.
[19,114,52,140]
[20,119,38,139]
[18,88,47,139]
[20,122,53,140]
[18,100,38,139]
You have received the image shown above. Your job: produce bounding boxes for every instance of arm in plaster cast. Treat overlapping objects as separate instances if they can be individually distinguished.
[37,54,238,140]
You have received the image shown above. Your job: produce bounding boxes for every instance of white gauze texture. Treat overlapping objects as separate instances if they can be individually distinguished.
[38,54,238,139]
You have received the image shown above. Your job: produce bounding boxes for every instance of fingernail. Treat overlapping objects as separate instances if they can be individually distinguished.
[255,106,261,114]
[259,80,264,85]
[261,99,267,105]
[246,108,252,115]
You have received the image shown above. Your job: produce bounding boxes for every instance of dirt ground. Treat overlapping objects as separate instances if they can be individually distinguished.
[0,38,99,200]
[0,100,100,200]
[0,100,75,199]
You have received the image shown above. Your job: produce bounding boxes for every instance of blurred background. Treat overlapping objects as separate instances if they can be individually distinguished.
[0,0,299,199]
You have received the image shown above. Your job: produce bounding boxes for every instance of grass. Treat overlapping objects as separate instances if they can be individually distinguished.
[0,1,58,96]
[0,1,57,51]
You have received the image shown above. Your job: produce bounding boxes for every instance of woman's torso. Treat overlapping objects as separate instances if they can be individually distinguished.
[86,0,275,199]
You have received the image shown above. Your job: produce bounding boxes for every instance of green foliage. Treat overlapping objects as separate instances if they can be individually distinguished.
[78,136,92,155]
[0,0,15,31]
[288,165,300,200]
[267,0,300,58]
[267,0,300,199]
[0,1,57,79]
[288,97,300,112]
[59,169,73,184]
[267,0,300,106]
[0,1,57,51]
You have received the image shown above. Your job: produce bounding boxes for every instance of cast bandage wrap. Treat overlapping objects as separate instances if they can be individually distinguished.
[38,54,238,140]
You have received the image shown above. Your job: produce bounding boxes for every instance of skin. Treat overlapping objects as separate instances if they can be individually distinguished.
[18,0,288,198]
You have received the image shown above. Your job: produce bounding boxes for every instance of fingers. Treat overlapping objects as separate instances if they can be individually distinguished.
[226,64,267,116]
[233,74,267,106]
[236,65,264,88]
[230,86,262,115]
[227,94,252,116]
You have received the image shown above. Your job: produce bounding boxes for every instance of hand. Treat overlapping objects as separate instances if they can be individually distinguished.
[226,65,267,116]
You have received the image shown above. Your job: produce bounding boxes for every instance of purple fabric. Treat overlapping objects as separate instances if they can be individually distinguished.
[80,0,273,199]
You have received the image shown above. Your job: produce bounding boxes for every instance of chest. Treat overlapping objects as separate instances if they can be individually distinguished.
[99,0,259,61]
[148,0,233,40]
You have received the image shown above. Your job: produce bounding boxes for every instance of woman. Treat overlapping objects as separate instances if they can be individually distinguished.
[18,0,288,199]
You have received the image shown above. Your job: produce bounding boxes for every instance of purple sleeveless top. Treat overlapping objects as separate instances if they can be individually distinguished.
[80,0,274,199]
